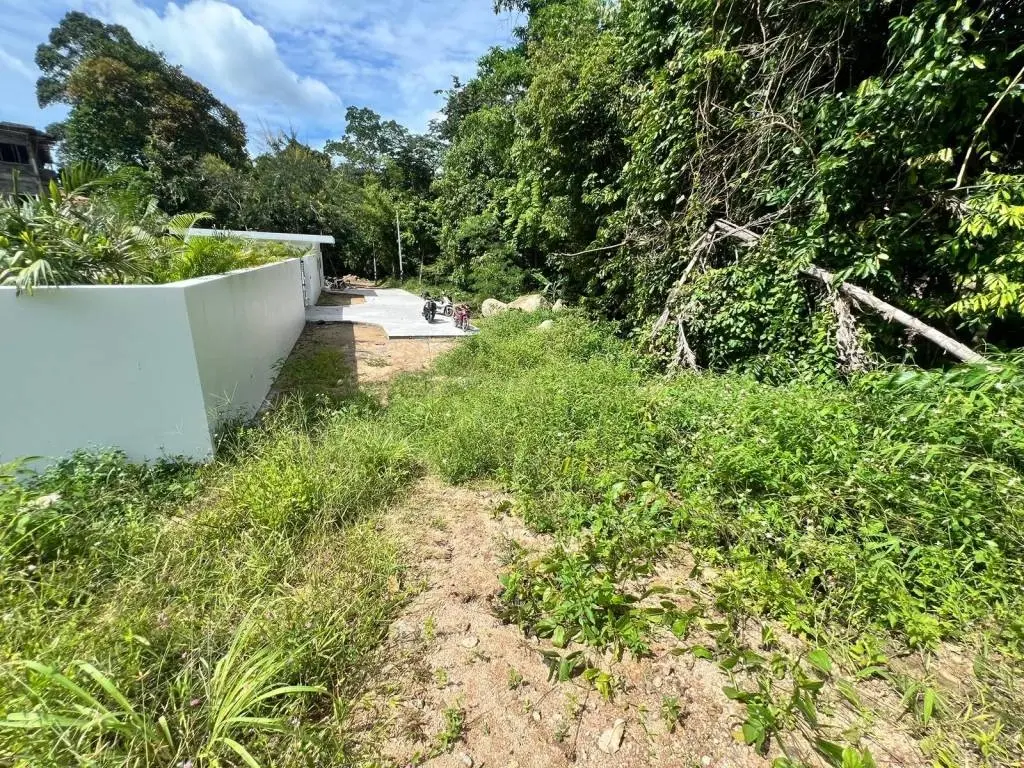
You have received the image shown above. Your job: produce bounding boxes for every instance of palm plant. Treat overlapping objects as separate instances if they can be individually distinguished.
[0,165,206,294]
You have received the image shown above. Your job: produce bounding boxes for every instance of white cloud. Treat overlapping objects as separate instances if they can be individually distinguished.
[86,0,341,120]
[0,0,516,148]
[0,47,36,80]
[233,0,519,132]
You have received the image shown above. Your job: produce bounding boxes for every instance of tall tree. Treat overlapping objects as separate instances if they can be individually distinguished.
[36,11,247,211]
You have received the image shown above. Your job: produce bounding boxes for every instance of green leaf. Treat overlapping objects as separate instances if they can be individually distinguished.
[220,736,263,768]
[742,721,765,746]
[807,649,832,675]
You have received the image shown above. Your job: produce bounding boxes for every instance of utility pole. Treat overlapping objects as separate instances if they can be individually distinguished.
[395,212,404,280]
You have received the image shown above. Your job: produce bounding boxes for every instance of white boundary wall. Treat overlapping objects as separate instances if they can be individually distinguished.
[0,258,307,466]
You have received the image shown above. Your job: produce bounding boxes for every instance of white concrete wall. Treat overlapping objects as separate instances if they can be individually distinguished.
[0,259,308,466]
[182,259,306,441]
[0,285,212,464]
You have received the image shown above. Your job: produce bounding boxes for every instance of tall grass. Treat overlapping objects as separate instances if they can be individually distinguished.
[0,401,419,766]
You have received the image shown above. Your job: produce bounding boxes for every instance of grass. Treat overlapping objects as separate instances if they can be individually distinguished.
[382,311,1024,765]
[0,398,420,766]
[3,310,1023,766]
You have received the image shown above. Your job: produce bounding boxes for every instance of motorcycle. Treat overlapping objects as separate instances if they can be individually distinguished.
[453,303,471,331]
[437,295,455,317]
[422,294,437,323]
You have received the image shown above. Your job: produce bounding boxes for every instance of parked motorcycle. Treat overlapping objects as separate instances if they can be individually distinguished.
[437,295,455,317]
[422,293,437,323]
[453,303,471,331]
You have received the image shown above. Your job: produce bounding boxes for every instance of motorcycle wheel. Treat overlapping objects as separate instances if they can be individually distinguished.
[443,305,454,316]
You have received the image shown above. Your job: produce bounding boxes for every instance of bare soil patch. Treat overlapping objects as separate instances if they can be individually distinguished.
[318,292,367,306]
[352,478,774,768]
[281,322,458,394]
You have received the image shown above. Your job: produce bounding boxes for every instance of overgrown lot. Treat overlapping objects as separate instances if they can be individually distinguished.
[2,313,1022,766]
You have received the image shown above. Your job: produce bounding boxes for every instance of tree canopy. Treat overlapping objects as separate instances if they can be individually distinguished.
[25,3,1024,372]
[431,0,1024,374]
[36,11,247,211]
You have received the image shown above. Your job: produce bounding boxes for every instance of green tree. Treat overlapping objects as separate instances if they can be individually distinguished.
[36,11,247,212]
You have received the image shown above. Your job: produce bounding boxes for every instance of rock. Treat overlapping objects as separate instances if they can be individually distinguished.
[460,636,480,648]
[459,753,474,767]
[481,298,509,317]
[653,676,663,689]
[392,620,416,638]
[701,757,712,767]
[552,298,566,312]
[29,492,61,509]
[536,319,555,332]
[532,710,542,722]
[508,293,551,313]
[597,719,626,754]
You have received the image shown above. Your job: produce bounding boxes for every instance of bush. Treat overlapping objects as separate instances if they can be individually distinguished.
[154,237,299,283]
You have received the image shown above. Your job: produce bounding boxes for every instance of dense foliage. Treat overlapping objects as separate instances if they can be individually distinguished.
[0,166,297,292]
[432,0,1024,373]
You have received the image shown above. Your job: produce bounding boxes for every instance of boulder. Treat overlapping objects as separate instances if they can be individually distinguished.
[552,299,567,312]
[481,298,509,317]
[508,294,552,312]
[536,320,555,332]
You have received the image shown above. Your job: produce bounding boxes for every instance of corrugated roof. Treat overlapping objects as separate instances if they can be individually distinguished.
[0,123,57,142]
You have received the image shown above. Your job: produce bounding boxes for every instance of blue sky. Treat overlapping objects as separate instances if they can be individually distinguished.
[0,0,520,152]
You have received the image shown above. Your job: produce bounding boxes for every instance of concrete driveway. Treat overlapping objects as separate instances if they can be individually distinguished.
[305,288,476,338]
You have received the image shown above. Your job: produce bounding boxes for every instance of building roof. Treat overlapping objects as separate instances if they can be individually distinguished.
[0,122,57,143]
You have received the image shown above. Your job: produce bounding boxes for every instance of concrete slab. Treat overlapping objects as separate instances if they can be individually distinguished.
[305,288,477,338]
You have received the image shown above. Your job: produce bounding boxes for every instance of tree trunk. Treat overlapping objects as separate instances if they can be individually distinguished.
[801,265,983,364]
[669,316,698,371]
[830,290,871,373]
[710,219,984,365]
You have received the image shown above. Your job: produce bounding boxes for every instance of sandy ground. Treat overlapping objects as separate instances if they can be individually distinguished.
[318,292,367,307]
[345,478,928,768]
[350,479,774,768]
[284,322,458,390]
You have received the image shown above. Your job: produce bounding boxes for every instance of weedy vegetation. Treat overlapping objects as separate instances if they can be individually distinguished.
[3,312,1023,766]
[385,312,1024,766]
[0,395,419,765]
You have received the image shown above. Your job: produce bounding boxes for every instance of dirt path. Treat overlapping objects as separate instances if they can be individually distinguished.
[353,478,775,768]
[280,300,927,768]
[283,322,458,390]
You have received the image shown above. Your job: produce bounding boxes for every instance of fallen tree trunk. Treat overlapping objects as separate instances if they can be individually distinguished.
[800,265,983,364]
[711,220,985,365]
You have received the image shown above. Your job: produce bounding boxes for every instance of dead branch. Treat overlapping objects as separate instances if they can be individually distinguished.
[709,219,983,363]
[801,265,983,363]
[670,316,699,371]
[650,226,715,341]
